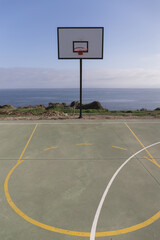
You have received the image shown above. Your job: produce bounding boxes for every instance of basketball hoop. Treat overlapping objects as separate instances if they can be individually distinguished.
[74,47,88,55]
[57,27,104,118]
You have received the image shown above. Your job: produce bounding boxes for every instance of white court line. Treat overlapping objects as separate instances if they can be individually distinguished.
[90,141,160,240]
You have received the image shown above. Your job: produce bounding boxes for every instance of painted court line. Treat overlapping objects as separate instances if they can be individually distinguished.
[5,140,160,237]
[90,141,160,240]
[112,146,128,151]
[17,124,38,163]
[44,146,58,151]
[4,122,160,238]
[17,156,29,163]
[144,156,160,168]
[76,143,93,146]
[125,122,160,168]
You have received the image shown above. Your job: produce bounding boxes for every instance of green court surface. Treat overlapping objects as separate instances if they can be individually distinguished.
[0,120,160,240]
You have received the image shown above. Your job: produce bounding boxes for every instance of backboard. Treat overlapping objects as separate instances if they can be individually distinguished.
[57,27,104,59]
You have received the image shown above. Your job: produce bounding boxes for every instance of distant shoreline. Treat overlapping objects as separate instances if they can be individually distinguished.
[0,101,160,120]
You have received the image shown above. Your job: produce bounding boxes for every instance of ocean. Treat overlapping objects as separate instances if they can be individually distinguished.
[0,88,160,111]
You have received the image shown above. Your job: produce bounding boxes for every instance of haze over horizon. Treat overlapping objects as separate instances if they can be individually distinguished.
[1,0,160,88]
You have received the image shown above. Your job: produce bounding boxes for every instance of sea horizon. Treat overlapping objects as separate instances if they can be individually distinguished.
[1,88,160,111]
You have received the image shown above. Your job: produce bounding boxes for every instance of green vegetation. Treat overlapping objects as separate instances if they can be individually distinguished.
[0,101,160,118]
[0,106,160,118]
[14,108,45,114]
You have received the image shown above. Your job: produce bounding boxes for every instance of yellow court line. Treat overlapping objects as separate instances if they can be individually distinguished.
[125,123,160,168]
[4,123,160,237]
[4,157,160,237]
[18,156,29,163]
[17,124,38,163]
[44,146,58,151]
[76,143,93,146]
[144,156,160,168]
[112,146,128,151]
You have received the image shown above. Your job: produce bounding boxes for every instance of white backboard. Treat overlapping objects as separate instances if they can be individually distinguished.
[57,27,104,59]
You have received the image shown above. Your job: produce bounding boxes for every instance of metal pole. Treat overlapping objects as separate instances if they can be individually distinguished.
[79,58,82,118]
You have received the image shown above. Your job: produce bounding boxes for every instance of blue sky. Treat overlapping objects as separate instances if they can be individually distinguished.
[1,0,160,88]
